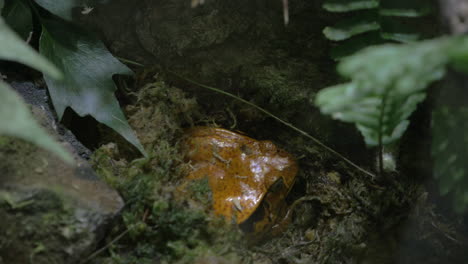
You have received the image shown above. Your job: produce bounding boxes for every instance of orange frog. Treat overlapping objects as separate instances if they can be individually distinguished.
[181,126,298,236]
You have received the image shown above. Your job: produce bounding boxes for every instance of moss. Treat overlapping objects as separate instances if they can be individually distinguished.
[91,79,245,263]
[126,80,199,146]
[0,136,11,147]
[186,178,212,208]
[0,136,44,182]
[239,60,320,115]
[92,162,243,264]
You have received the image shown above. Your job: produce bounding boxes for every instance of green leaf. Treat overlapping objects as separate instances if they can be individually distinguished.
[432,106,468,213]
[379,8,431,17]
[322,0,433,62]
[323,13,380,41]
[0,0,4,12]
[316,81,425,146]
[323,0,379,12]
[316,38,453,147]
[380,32,419,43]
[447,37,468,73]
[379,17,424,43]
[39,19,146,156]
[0,80,74,164]
[0,17,62,79]
[330,32,384,60]
[338,38,450,94]
[2,0,32,40]
[380,0,432,17]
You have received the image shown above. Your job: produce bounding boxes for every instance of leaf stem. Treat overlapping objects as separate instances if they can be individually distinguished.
[117,57,145,67]
[168,70,376,178]
[378,90,390,178]
[378,124,384,177]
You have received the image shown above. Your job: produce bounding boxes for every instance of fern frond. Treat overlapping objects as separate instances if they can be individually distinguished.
[315,38,453,147]
[379,17,422,42]
[316,82,426,147]
[379,0,432,17]
[323,13,380,41]
[329,32,384,59]
[317,35,468,211]
[323,0,379,12]
[323,0,434,59]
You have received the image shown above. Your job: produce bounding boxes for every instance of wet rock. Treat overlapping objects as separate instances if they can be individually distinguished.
[11,81,92,159]
[0,89,124,264]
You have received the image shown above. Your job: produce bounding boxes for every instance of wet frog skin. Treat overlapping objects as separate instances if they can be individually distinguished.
[182,127,298,235]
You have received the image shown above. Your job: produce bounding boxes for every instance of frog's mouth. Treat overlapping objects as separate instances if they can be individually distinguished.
[238,201,267,234]
[238,177,288,235]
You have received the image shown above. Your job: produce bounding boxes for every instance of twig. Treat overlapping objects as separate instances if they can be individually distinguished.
[282,0,289,25]
[168,70,376,178]
[80,228,131,264]
[113,56,376,178]
[117,57,145,67]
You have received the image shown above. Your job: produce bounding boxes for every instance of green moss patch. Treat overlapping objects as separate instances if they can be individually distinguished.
[91,80,245,263]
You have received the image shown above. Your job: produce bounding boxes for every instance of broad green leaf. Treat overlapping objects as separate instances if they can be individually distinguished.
[0,80,74,164]
[0,0,4,12]
[432,106,468,213]
[2,0,32,40]
[39,19,146,156]
[323,0,379,12]
[316,38,453,147]
[0,17,62,79]
[323,13,380,41]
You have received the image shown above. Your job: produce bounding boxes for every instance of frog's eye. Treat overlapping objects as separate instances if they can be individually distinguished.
[240,144,253,155]
[268,178,285,194]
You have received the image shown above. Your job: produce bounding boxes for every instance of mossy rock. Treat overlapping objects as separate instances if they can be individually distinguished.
[0,103,123,264]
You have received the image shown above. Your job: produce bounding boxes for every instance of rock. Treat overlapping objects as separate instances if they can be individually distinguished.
[11,81,92,159]
[439,0,468,34]
[0,83,124,264]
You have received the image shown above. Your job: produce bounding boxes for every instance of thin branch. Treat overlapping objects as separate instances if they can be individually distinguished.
[168,70,376,178]
[80,228,131,264]
[282,0,289,25]
[116,57,145,67]
[113,57,376,178]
